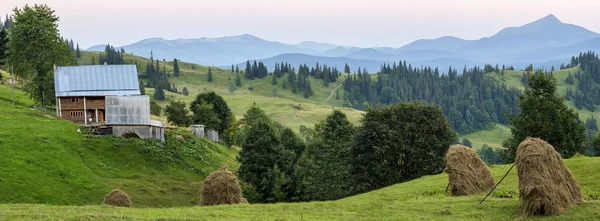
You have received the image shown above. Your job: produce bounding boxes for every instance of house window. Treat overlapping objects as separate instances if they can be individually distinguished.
[71,97,79,102]
[70,111,83,118]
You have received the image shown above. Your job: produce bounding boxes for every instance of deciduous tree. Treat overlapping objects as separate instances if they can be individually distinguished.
[8,4,75,107]
[165,99,192,127]
[350,102,457,194]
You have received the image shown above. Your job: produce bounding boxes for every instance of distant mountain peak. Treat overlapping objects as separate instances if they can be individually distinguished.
[531,14,562,25]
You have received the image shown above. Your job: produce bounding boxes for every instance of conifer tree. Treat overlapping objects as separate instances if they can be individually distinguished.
[0,28,8,66]
[502,71,586,162]
[75,43,81,58]
[173,58,180,77]
[139,81,145,95]
[271,73,277,85]
[235,73,242,86]
[207,67,213,82]
[153,85,165,101]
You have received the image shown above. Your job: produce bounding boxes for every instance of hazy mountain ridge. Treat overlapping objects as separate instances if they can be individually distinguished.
[88,14,600,70]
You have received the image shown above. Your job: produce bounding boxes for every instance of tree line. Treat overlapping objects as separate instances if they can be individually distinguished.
[341,63,522,134]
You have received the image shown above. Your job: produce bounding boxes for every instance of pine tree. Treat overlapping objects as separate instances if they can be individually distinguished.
[153,85,165,101]
[271,73,277,85]
[236,65,239,73]
[173,58,180,77]
[282,78,288,89]
[182,87,189,96]
[231,64,234,73]
[245,61,252,79]
[235,73,242,86]
[344,63,350,73]
[207,67,213,82]
[139,81,146,95]
[295,110,354,200]
[0,28,8,66]
[502,71,587,162]
[68,39,74,51]
[75,43,81,58]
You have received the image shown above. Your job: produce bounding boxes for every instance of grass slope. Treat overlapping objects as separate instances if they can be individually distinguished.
[78,51,364,130]
[0,156,598,220]
[0,84,238,207]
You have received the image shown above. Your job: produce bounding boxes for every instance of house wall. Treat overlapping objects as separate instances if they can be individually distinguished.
[112,125,165,142]
[58,96,106,123]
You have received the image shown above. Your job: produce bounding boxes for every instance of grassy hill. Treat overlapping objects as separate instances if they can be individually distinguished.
[0,156,598,220]
[78,51,364,130]
[0,84,238,207]
[78,52,600,149]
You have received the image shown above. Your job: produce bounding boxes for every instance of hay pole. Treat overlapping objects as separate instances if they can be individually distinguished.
[479,163,516,204]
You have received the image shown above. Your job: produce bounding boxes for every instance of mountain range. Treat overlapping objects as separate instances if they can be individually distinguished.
[87,14,600,71]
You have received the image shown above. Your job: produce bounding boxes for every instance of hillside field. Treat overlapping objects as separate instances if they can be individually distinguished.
[0,84,238,207]
[0,156,598,220]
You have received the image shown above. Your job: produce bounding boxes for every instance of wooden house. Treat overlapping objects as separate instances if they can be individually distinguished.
[54,64,165,142]
[54,64,141,124]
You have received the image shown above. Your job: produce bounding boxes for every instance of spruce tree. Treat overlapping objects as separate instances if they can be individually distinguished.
[344,63,350,73]
[139,81,145,95]
[173,58,180,77]
[0,28,8,66]
[502,71,587,162]
[295,110,354,200]
[235,73,242,86]
[271,73,277,85]
[75,43,81,58]
[207,67,213,82]
[182,87,189,96]
[153,85,165,101]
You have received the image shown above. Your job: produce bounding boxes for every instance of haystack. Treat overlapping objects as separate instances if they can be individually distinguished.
[201,166,245,206]
[103,189,132,207]
[516,138,582,216]
[445,144,494,196]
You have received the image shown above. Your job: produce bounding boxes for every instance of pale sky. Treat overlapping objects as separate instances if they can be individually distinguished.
[1,0,600,49]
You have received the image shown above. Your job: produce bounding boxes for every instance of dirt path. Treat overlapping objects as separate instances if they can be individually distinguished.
[327,83,344,101]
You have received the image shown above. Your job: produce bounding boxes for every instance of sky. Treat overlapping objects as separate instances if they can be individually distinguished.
[1,0,600,49]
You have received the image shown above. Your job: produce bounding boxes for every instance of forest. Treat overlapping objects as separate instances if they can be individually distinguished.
[341,63,521,134]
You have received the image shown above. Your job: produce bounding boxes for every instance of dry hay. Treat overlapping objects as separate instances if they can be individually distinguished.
[103,189,132,207]
[445,144,495,196]
[516,138,582,216]
[201,166,245,206]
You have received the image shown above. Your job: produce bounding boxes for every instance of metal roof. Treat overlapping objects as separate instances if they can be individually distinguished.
[54,65,141,97]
